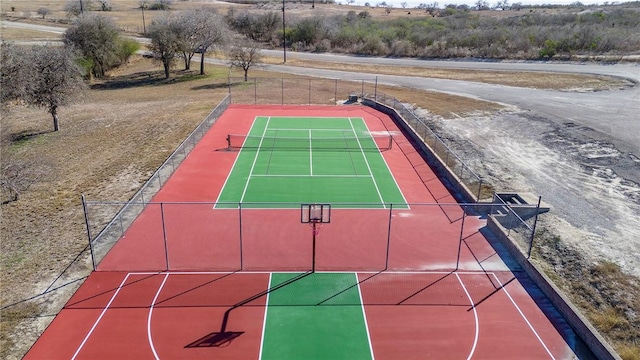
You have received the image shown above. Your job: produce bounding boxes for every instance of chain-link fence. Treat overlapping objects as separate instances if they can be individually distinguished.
[228,77,377,105]
[84,95,231,269]
[227,76,485,202]
[83,200,496,273]
[365,92,487,201]
[0,95,232,346]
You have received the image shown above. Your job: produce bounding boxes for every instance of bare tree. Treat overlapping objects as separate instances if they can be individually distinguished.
[147,15,181,79]
[0,152,51,204]
[37,7,51,19]
[173,9,226,73]
[228,40,262,81]
[65,0,93,17]
[64,14,120,78]
[0,44,30,102]
[97,0,112,11]
[1,44,86,132]
[192,9,227,75]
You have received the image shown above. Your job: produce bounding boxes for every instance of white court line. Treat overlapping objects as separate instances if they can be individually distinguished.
[71,273,132,360]
[356,273,376,360]
[359,117,410,207]
[455,273,479,360]
[491,274,556,359]
[309,129,313,176]
[128,270,498,276]
[257,272,273,360]
[251,174,371,178]
[349,118,386,208]
[214,116,262,206]
[240,117,271,203]
[147,273,170,360]
[266,128,354,132]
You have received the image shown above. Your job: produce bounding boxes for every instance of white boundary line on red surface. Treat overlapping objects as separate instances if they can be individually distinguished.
[72,270,556,360]
[356,273,376,360]
[491,273,555,359]
[214,116,262,205]
[257,272,273,360]
[455,273,479,360]
[240,117,271,203]
[358,116,410,207]
[147,273,170,360]
[349,117,385,207]
[71,273,132,360]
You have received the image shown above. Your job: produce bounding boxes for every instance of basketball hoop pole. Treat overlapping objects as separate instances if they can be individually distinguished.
[312,221,317,273]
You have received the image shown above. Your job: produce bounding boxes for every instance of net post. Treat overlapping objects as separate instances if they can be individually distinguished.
[82,194,97,271]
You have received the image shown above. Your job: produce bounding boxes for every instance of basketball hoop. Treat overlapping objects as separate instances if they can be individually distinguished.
[301,204,331,272]
[301,203,331,224]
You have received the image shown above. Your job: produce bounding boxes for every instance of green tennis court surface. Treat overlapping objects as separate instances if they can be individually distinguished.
[261,272,373,360]
[216,117,406,209]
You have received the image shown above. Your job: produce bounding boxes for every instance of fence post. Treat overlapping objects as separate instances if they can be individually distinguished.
[281,78,284,105]
[239,202,243,271]
[254,78,257,104]
[334,79,338,104]
[455,204,467,271]
[308,79,312,105]
[361,79,364,98]
[385,203,393,271]
[374,76,378,102]
[528,196,542,259]
[160,203,169,271]
[82,194,96,270]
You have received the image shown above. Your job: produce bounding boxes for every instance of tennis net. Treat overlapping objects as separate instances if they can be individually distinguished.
[226,133,393,151]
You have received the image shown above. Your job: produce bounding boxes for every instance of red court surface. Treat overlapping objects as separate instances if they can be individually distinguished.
[25,105,584,359]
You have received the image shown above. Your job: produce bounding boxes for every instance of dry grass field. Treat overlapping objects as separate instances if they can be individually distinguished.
[1,2,639,359]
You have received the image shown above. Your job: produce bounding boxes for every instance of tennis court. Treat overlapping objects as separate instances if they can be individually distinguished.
[216,116,405,208]
[24,104,583,359]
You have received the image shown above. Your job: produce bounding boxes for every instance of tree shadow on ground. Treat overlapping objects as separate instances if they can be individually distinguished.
[191,82,229,91]
[9,130,53,143]
[90,70,215,90]
[90,70,167,90]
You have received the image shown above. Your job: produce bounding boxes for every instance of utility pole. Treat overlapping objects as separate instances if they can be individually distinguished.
[141,2,147,36]
[282,0,286,63]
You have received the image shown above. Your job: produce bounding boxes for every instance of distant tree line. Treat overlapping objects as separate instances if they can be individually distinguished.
[228,5,639,59]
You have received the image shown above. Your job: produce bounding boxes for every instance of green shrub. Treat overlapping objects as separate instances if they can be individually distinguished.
[539,39,558,58]
[116,38,140,64]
